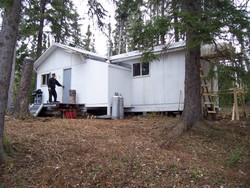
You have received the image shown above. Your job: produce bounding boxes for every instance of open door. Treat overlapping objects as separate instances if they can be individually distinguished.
[63,68,71,103]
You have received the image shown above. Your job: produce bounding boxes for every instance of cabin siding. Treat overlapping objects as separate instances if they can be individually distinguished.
[82,59,109,107]
[108,65,132,107]
[128,50,185,112]
[36,48,110,105]
[35,42,197,114]
[36,49,73,103]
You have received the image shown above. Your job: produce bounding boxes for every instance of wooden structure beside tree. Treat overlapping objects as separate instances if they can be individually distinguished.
[200,42,248,120]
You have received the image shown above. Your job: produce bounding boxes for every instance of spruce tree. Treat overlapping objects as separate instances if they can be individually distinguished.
[0,0,22,164]
[165,0,250,141]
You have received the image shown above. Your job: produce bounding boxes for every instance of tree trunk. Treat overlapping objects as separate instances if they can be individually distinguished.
[181,37,202,128]
[245,56,250,72]
[118,19,125,54]
[247,37,250,72]
[172,0,179,42]
[0,0,22,164]
[160,0,165,44]
[163,0,203,145]
[183,0,203,121]
[36,0,47,59]
[7,51,16,113]
[181,0,203,128]
[13,58,34,118]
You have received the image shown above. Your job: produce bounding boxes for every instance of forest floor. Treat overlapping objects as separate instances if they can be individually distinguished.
[1,106,250,187]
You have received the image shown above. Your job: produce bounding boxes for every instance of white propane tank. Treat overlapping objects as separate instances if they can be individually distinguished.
[111,92,119,119]
[119,94,124,119]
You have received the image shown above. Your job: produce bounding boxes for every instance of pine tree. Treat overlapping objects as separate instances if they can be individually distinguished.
[8,0,84,113]
[113,0,143,54]
[19,0,83,60]
[111,0,250,142]
[164,0,250,142]
[0,0,22,164]
[83,25,95,52]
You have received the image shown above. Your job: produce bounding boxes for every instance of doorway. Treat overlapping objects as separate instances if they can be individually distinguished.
[63,68,71,103]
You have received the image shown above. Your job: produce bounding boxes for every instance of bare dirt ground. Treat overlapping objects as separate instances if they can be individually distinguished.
[1,107,250,188]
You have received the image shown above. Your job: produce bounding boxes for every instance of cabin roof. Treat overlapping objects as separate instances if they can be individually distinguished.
[34,41,234,70]
[34,41,186,70]
[109,41,186,63]
[34,43,108,69]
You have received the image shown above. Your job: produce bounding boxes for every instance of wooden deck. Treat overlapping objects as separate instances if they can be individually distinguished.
[30,102,86,118]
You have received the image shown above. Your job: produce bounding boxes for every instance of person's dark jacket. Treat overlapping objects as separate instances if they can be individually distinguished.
[48,78,62,89]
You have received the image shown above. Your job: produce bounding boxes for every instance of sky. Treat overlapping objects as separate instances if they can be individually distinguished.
[0,1,249,55]
[0,0,115,55]
[73,0,116,55]
[74,0,250,55]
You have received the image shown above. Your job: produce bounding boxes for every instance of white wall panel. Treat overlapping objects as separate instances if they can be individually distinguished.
[108,65,132,107]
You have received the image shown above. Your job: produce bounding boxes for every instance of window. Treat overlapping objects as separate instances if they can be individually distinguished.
[133,63,140,76]
[41,73,50,86]
[133,62,149,77]
[142,62,149,75]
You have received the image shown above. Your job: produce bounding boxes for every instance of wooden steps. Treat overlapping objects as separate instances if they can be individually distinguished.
[29,103,44,117]
[200,68,218,118]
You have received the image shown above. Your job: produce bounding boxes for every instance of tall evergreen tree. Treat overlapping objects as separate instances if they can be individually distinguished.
[113,0,179,53]
[36,0,47,58]
[48,0,81,45]
[166,0,250,141]
[107,16,113,56]
[87,0,107,30]
[172,0,181,42]
[110,0,250,141]
[70,13,84,48]
[83,25,95,52]
[7,0,84,112]
[179,0,203,129]
[113,0,143,54]
[0,0,22,164]
[19,0,83,60]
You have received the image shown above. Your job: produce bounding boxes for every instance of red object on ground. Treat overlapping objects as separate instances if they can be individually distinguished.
[64,110,77,118]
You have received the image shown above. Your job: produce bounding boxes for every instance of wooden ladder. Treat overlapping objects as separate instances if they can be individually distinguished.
[200,68,217,117]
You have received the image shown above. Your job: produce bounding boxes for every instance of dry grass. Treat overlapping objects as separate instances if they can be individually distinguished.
[0,112,250,187]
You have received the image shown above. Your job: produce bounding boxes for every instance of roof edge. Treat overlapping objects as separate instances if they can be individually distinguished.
[109,41,186,63]
[34,43,108,70]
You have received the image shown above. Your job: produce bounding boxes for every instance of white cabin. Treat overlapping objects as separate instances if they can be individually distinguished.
[109,42,186,112]
[34,41,215,115]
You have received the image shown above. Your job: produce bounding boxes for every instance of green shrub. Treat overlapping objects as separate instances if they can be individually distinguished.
[228,148,242,166]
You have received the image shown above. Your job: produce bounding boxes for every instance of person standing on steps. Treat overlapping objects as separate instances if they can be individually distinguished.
[48,73,64,103]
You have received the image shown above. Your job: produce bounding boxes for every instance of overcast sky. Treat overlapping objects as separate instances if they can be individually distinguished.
[0,1,249,55]
[73,0,116,55]
[0,1,115,55]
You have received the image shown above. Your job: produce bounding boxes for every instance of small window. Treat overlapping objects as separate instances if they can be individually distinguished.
[142,62,149,75]
[41,73,50,86]
[132,62,149,77]
[133,63,140,76]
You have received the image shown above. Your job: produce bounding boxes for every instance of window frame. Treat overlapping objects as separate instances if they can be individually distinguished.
[133,63,141,77]
[41,73,50,86]
[142,62,149,76]
[132,62,150,77]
